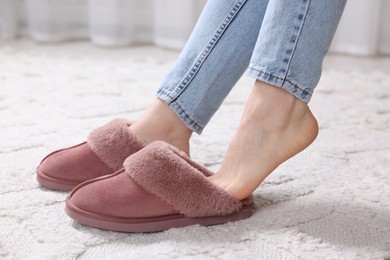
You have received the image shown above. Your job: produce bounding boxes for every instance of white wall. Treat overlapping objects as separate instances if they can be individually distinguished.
[330,0,390,56]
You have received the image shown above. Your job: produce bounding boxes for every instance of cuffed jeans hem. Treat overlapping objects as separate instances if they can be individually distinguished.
[246,66,313,103]
[156,90,204,135]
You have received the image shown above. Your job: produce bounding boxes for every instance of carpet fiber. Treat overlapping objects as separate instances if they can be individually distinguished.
[0,40,389,259]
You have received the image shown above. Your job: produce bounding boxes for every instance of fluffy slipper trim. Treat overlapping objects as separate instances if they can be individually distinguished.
[87,118,145,171]
[123,141,246,218]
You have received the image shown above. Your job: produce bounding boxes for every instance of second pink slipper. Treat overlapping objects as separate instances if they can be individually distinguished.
[65,141,253,232]
[36,119,145,191]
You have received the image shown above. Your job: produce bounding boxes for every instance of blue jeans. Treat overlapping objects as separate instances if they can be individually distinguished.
[157,0,346,134]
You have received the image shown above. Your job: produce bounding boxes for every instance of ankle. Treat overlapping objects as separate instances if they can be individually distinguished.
[241,81,311,130]
[129,99,192,154]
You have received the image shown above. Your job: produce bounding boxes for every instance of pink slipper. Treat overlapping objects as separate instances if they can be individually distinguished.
[65,141,253,232]
[36,119,145,191]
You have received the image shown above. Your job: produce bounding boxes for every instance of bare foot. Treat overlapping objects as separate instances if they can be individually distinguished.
[129,98,193,155]
[209,80,319,200]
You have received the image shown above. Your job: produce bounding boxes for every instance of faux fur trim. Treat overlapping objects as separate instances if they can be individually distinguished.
[87,118,145,171]
[123,141,244,218]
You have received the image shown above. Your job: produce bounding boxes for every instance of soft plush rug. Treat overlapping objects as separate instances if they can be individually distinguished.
[0,40,389,259]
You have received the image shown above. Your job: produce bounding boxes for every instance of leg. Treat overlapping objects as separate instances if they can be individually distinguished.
[130,0,269,155]
[35,0,270,191]
[210,0,347,200]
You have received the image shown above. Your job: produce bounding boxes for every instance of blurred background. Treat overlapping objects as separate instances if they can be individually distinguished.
[0,0,389,56]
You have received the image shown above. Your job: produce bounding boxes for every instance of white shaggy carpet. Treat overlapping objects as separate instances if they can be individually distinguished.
[0,40,389,260]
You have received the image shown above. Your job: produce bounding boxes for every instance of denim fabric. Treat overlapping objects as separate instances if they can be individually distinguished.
[157,0,346,134]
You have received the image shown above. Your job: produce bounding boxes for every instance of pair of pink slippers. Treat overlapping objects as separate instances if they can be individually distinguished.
[37,119,253,232]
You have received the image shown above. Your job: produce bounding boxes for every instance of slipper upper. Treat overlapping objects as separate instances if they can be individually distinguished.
[37,118,146,190]
[87,118,146,171]
[68,169,178,218]
[38,142,113,183]
[123,141,251,218]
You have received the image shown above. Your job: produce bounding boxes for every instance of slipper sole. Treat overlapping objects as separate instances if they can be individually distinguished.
[65,198,253,233]
[36,168,79,192]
